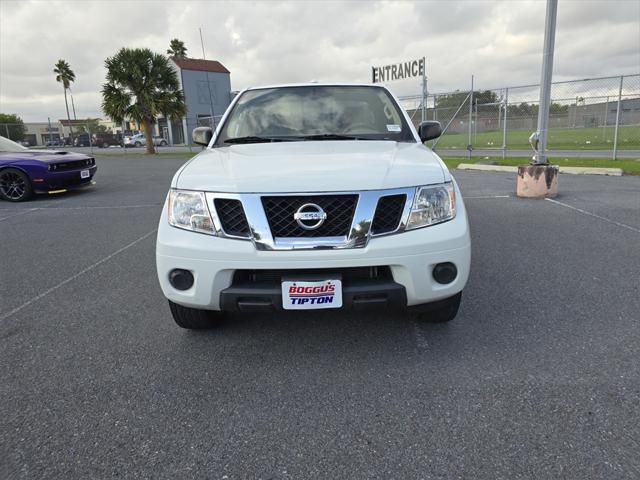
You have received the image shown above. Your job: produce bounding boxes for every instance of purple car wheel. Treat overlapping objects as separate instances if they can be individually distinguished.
[0,168,33,202]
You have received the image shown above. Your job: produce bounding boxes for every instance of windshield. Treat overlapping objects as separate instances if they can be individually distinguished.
[215,86,414,145]
[0,136,28,152]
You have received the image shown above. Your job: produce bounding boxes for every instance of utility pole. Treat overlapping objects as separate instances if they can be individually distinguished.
[517,0,559,198]
[69,89,77,120]
[502,88,509,160]
[603,95,609,142]
[532,0,557,164]
[468,75,474,151]
[47,117,53,146]
[421,57,427,123]
[612,76,624,160]
[200,27,216,131]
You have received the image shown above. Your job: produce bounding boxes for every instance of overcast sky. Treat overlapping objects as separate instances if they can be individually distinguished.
[1,0,638,122]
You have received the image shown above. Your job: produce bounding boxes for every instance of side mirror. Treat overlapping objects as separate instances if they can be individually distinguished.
[418,121,442,142]
[192,127,213,146]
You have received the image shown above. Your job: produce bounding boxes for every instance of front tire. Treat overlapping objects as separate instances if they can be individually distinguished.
[409,292,462,323]
[160,140,167,146]
[168,301,223,329]
[0,168,33,202]
[134,141,141,147]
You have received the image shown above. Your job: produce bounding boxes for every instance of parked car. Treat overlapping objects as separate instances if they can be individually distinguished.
[45,138,64,147]
[74,133,91,147]
[0,135,97,202]
[155,83,471,329]
[124,134,168,147]
[92,133,121,148]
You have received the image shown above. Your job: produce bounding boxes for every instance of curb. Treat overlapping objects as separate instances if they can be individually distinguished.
[456,163,623,176]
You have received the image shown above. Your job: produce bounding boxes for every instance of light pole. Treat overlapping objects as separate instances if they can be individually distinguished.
[516,0,559,198]
[532,0,557,164]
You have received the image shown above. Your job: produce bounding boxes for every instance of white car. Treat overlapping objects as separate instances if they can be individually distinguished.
[156,83,471,329]
[124,134,167,147]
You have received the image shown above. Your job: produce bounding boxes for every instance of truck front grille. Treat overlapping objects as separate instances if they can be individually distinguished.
[261,195,358,238]
[371,194,406,234]
[48,158,95,171]
[232,266,392,285]
[214,199,251,237]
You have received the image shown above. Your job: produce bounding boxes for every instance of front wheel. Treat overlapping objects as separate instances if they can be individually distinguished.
[409,292,462,323]
[0,168,33,202]
[134,141,141,147]
[168,301,224,329]
[160,140,167,146]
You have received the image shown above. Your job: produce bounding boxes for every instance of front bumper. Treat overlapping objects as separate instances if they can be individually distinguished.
[34,166,98,193]
[220,273,408,312]
[156,186,471,312]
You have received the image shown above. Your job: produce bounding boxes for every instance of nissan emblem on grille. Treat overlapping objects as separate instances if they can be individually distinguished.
[293,203,327,230]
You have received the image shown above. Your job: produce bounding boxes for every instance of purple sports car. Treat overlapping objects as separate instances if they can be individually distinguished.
[0,136,97,202]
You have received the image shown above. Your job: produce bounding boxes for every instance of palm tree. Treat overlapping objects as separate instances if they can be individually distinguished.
[102,48,187,154]
[167,38,187,58]
[53,59,76,141]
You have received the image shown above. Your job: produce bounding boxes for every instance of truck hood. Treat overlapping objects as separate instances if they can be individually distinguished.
[175,141,447,193]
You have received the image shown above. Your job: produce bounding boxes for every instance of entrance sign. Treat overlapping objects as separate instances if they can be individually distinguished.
[371,57,428,122]
[372,58,425,83]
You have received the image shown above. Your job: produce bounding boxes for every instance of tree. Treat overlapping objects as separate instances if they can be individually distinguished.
[102,48,187,154]
[167,38,187,58]
[0,113,27,141]
[53,59,76,141]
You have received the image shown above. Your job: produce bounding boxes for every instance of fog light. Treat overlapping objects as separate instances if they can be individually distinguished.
[169,269,194,291]
[433,262,457,284]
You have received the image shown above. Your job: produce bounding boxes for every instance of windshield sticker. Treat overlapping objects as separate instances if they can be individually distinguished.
[386,124,401,132]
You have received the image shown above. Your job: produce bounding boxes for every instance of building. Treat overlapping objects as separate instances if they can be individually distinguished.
[567,97,640,128]
[21,119,123,146]
[162,57,232,145]
[23,122,59,146]
[17,57,232,146]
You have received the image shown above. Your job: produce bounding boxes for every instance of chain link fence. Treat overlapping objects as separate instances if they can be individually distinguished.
[2,75,637,158]
[398,74,640,159]
[0,115,228,152]
[0,120,128,152]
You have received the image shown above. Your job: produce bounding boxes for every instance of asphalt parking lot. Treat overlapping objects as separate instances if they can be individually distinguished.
[1,155,639,479]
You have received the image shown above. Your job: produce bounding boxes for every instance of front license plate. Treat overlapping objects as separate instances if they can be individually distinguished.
[282,279,343,310]
[80,169,90,179]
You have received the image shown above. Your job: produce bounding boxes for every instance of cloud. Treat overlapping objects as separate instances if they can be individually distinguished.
[0,0,638,121]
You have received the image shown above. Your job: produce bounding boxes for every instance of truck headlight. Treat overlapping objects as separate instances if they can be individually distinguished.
[406,182,456,230]
[168,189,215,235]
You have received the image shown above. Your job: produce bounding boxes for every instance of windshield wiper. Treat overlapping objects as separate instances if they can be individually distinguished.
[224,136,293,144]
[299,133,364,141]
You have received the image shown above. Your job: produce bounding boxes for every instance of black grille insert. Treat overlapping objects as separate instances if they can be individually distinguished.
[233,266,392,285]
[49,158,95,171]
[371,194,406,234]
[214,199,251,237]
[262,195,358,238]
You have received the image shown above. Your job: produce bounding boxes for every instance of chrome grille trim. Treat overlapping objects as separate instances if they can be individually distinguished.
[204,187,416,250]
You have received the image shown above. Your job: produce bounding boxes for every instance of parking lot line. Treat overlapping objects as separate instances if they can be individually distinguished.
[0,207,39,222]
[33,204,164,210]
[545,198,640,234]
[464,195,511,199]
[0,228,157,322]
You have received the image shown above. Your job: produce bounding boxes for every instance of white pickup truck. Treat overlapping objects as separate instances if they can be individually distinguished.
[155,83,471,329]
